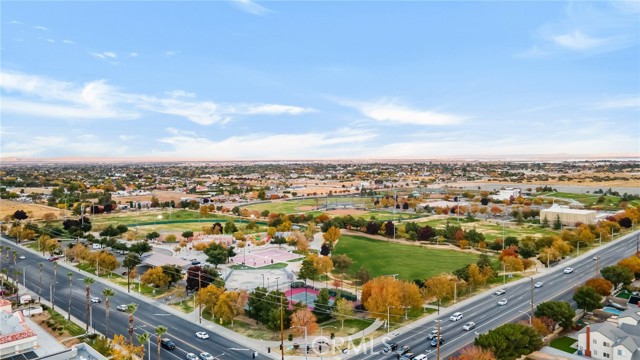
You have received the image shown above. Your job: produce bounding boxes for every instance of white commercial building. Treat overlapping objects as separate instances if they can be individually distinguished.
[540,204,597,226]
[491,188,521,201]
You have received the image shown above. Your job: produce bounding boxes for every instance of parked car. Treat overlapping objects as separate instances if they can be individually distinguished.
[564,267,574,274]
[449,312,463,321]
[462,321,476,331]
[497,298,508,306]
[494,289,506,296]
[199,352,213,360]
[191,260,201,265]
[116,304,128,311]
[430,337,444,347]
[195,332,209,339]
[160,338,176,350]
[186,353,198,360]
[534,281,544,288]
[90,296,101,303]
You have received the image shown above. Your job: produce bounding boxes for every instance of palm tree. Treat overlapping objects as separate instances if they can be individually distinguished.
[126,302,138,344]
[52,262,57,311]
[67,272,73,320]
[137,332,150,360]
[155,325,168,360]
[102,288,116,338]
[83,277,95,332]
[39,263,43,295]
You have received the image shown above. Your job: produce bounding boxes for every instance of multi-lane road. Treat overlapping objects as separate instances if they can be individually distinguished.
[0,236,260,360]
[348,231,640,359]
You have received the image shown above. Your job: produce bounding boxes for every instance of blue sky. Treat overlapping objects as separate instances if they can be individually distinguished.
[1,0,639,160]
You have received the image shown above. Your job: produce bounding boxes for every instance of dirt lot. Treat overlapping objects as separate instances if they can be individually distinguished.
[0,199,66,220]
[31,310,82,346]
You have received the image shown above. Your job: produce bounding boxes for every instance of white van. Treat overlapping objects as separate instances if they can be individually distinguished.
[414,355,428,360]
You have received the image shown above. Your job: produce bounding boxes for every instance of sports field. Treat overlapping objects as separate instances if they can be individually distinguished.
[332,235,479,280]
[413,218,558,241]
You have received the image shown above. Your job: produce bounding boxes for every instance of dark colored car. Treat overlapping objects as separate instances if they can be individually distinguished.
[430,337,444,347]
[381,342,398,354]
[396,345,410,356]
[161,338,176,350]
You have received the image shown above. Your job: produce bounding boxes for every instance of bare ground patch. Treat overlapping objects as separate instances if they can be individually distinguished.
[326,209,369,216]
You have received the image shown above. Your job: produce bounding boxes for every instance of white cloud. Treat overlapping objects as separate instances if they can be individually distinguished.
[128,52,139,57]
[119,135,137,141]
[165,90,196,98]
[90,51,118,60]
[10,20,23,25]
[231,0,271,15]
[62,40,75,44]
[344,99,465,126]
[595,95,640,109]
[165,50,179,57]
[239,104,314,115]
[156,128,376,159]
[34,25,50,32]
[551,30,608,50]
[1,134,130,158]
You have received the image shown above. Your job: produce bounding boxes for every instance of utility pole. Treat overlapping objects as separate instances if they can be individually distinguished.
[436,320,441,360]
[198,271,202,324]
[280,295,284,360]
[596,257,599,276]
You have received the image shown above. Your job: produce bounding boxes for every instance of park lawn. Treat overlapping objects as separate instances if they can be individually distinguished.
[332,235,479,280]
[550,336,577,353]
[242,199,320,214]
[126,221,268,234]
[543,192,621,208]
[414,219,558,241]
[318,319,372,337]
[90,210,235,228]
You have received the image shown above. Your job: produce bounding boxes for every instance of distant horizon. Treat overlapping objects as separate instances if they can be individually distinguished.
[1,153,639,164]
[1,1,638,159]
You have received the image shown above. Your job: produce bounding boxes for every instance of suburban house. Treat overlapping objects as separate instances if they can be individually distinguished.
[577,309,640,359]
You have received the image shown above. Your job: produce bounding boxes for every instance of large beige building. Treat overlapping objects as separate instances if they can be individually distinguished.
[540,204,597,226]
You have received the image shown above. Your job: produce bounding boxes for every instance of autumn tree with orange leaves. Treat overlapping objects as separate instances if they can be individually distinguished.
[585,278,614,296]
[290,308,318,336]
[453,346,496,360]
[361,276,423,319]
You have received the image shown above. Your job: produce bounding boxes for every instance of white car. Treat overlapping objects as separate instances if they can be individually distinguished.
[186,353,198,360]
[18,255,26,260]
[199,353,214,360]
[449,312,463,321]
[116,304,128,312]
[497,298,508,306]
[593,256,599,260]
[462,321,476,331]
[195,331,209,339]
[494,289,506,296]
[90,296,101,303]
[534,281,544,288]
[563,267,574,274]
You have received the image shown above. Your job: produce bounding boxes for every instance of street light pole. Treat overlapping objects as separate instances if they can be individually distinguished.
[261,274,265,288]
[291,326,308,360]
[320,325,336,360]
[519,310,532,325]
[386,305,395,333]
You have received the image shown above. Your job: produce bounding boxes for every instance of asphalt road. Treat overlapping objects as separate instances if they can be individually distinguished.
[347,231,640,360]
[0,237,260,360]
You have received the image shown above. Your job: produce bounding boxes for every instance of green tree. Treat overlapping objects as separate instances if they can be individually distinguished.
[333,298,354,330]
[257,189,266,200]
[312,288,331,322]
[601,265,634,288]
[145,231,160,241]
[182,231,194,239]
[573,286,603,312]
[552,215,562,230]
[540,216,550,228]
[298,258,317,282]
[204,243,233,268]
[161,265,183,287]
[534,301,574,330]
[126,302,138,344]
[224,220,238,234]
[475,323,542,360]
[332,254,353,274]
[123,253,141,293]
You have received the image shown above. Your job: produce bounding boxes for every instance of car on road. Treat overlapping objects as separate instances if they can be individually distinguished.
[462,321,476,331]
[399,353,415,360]
[534,281,544,288]
[430,337,444,347]
[497,298,508,306]
[18,255,26,260]
[199,352,213,360]
[593,256,599,260]
[195,331,209,339]
[426,329,440,339]
[191,260,201,265]
[116,304,128,311]
[186,353,198,360]
[90,296,101,303]
[449,312,463,321]
[380,342,398,354]
[494,289,506,296]
[160,338,176,350]
[564,267,574,274]
[395,345,410,356]
[48,256,60,262]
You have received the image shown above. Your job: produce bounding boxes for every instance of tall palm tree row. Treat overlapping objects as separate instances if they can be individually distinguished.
[84,277,95,332]
[127,302,138,344]
[155,325,168,360]
[102,288,116,338]
[137,332,150,360]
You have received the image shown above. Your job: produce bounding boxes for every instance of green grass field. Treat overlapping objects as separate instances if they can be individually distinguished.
[538,192,621,209]
[90,210,235,227]
[332,235,479,280]
[413,219,558,241]
[550,336,577,353]
[242,199,320,213]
